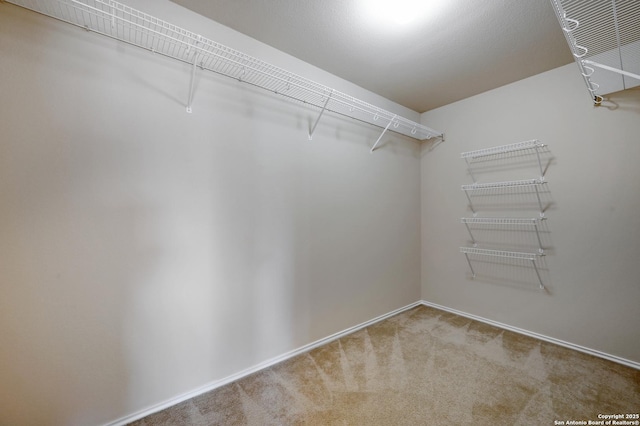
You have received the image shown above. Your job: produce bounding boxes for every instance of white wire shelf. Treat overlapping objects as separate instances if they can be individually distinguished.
[461,140,546,183]
[460,217,542,226]
[551,0,640,104]
[460,217,545,253]
[6,0,443,145]
[459,247,541,260]
[460,247,545,289]
[461,179,547,217]
[460,140,543,159]
[461,179,545,191]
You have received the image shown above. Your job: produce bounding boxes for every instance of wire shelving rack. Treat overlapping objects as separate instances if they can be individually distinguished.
[459,140,551,290]
[5,0,443,148]
[550,0,640,104]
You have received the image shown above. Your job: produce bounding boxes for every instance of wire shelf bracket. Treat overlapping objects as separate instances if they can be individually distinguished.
[5,0,444,149]
[308,90,333,140]
[460,247,545,289]
[370,115,397,153]
[186,49,201,113]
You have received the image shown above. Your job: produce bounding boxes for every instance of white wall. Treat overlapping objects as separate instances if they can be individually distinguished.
[0,3,421,425]
[420,64,640,364]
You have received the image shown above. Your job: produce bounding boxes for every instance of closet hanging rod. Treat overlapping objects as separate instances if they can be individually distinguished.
[461,140,544,159]
[5,0,443,142]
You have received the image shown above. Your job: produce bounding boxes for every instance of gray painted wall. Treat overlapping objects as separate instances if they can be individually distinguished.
[0,3,421,425]
[420,64,640,365]
[3,1,639,424]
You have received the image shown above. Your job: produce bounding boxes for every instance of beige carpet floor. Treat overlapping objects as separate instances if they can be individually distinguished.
[130,305,640,425]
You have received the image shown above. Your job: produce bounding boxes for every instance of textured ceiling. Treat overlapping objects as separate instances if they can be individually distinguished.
[171,0,574,113]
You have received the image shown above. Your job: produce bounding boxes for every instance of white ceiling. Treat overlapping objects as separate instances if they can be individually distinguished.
[171,0,574,113]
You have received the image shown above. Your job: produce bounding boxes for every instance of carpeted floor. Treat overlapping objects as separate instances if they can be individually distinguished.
[130,305,640,425]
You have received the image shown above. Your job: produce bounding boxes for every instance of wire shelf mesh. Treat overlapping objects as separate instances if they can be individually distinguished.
[460,217,541,226]
[551,0,640,99]
[461,140,543,159]
[460,247,540,261]
[461,179,545,191]
[6,0,443,141]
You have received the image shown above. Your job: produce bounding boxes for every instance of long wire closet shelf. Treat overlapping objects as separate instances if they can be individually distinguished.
[5,0,443,144]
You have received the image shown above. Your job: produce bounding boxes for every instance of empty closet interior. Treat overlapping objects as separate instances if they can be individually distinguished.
[1,1,639,425]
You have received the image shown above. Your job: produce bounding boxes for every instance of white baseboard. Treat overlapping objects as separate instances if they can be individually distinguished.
[106,299,639,425]
[420,300,640,371]
[104,300,422,426]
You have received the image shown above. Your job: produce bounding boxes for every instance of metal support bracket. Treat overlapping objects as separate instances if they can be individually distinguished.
[464,157,477,183]
[186,53,200,114]
[463,188,477,217]
[534,145,545,180]
[464,253,476,278]
[532,259,545,290]
[533,219,545,254]
[186,36,202,114]
[533,181,545,218]
[582,60,640,82]
[463,221,476,247]
[308,91,333,140]
[370,114,397,153]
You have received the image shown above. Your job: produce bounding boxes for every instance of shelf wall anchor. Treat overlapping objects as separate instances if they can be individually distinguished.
[370,114,397,153]
[308,90,333,140]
